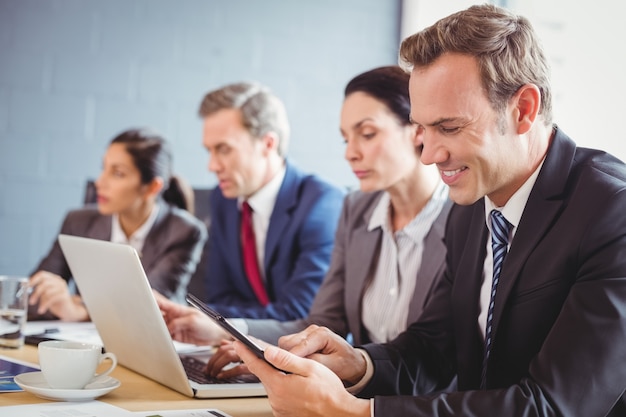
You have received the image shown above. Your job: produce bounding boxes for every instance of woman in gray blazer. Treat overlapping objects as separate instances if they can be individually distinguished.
[28,128,207,321]
[157,66,451,377]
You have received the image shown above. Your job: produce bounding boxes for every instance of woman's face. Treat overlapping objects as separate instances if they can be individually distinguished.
[340,91,418,192]
[95,143,151,216]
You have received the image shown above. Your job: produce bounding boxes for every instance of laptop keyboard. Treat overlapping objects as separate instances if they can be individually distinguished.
[181,355,260,384]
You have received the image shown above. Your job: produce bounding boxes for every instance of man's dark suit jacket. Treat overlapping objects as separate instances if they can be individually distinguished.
[360,128,626,416]
[203,161,345,320]
[30,200,207,319]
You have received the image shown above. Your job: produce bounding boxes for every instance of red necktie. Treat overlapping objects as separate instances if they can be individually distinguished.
[241,201,269,306]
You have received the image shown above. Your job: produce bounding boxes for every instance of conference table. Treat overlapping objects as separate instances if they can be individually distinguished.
[1,344,274,416]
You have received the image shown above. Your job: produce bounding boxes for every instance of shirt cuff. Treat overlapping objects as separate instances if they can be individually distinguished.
[345,348,374,394]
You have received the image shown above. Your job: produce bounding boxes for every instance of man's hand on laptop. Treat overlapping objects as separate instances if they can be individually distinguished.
[153,290,229,346]
[205,339,251,379]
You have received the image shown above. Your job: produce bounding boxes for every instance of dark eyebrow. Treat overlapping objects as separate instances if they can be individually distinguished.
[410,116,464,127]
[430,117,462,126]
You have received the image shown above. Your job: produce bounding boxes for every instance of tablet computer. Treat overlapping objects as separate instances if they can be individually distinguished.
[185,294,286,373]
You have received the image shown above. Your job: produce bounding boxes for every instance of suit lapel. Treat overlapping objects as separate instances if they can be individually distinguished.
[453,201,490,386]
[346,199,382,345]
[264,164,298,270]
[224,198,246,277]
[139,201,168,270]
[407,200,452,322]
[491,130,575,338]
[89,214,113,241]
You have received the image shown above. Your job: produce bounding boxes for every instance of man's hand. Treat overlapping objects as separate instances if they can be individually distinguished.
[205,340,251,378]
[279,325,367,386]
[153,291,229,345]
[234,340,371,417]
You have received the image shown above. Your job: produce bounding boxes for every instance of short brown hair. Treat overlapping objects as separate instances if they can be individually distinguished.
[399,4,552,125]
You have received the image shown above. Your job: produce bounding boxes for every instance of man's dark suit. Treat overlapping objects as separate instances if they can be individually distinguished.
[30,200,207,319]
[360,128,626,416]
[204,161,345,320]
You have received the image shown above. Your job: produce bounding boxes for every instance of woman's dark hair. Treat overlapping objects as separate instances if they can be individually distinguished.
[110,128,194,213]
[344,66,411,126]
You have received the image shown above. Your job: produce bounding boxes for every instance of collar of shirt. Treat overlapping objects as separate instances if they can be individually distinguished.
[237,164,286,274]
[367,181,449,242]
[238,164,286,219]
[110,203,160,256]
[478,157,546,339]
[484,157,546,238]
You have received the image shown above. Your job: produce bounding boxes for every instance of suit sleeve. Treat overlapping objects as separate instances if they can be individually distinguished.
[28,210,86,320]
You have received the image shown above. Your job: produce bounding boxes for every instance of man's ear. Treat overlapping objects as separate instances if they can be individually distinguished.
[408,123,424,152]
[261,131,280,155]
[512,83,541,135]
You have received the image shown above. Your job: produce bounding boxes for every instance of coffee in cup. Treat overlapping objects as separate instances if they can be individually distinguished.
[38,340,117,389]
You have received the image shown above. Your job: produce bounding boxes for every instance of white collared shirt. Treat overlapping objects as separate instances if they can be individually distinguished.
[362,182,448,343]
[110,203,160,258]
[238,165,287,279]
[478,159,545,339]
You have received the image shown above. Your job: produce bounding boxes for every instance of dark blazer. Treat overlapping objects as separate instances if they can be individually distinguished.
[203,161,345,320]
[246,190,452,345]
[30,200,207,319]
[360,128,626,416]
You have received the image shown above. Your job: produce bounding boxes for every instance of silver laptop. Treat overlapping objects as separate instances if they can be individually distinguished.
[57,234,266,398]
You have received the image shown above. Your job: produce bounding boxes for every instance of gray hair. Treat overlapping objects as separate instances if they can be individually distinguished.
[198,82,290,156]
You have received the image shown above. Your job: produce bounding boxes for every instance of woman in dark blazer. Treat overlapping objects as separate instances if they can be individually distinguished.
[28,128,207,321]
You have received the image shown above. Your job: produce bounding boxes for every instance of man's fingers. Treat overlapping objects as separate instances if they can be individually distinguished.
[235,342,312,378]
[216,363,249,380]
[205,343,240,376]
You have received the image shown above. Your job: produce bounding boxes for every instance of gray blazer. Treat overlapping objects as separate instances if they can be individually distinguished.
[246,190,452,345]
[30,199,207,319]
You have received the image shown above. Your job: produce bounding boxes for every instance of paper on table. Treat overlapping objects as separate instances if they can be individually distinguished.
[24,320,214,353]
[25,320,103,345]
[0,400,135,416]
[132,409,233,417]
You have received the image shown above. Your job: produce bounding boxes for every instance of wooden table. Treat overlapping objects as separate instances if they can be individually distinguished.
[1,345,274,416]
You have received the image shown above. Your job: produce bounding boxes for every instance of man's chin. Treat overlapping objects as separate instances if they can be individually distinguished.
[448,189,481,206]
[219,186,239,199]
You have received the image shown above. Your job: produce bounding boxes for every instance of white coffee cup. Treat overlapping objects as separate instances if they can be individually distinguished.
[38,340,117,389]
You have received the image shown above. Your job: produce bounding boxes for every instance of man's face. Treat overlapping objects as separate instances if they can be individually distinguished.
[409,53,522,207]
[202,108,268,199]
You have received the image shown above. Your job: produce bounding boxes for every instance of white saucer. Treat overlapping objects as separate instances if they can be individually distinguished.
[14,371,121,401]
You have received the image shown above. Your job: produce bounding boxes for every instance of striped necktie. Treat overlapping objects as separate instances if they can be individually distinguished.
[481,209,512,389]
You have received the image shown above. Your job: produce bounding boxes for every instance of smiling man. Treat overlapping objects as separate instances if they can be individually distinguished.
[231,5,626,417]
